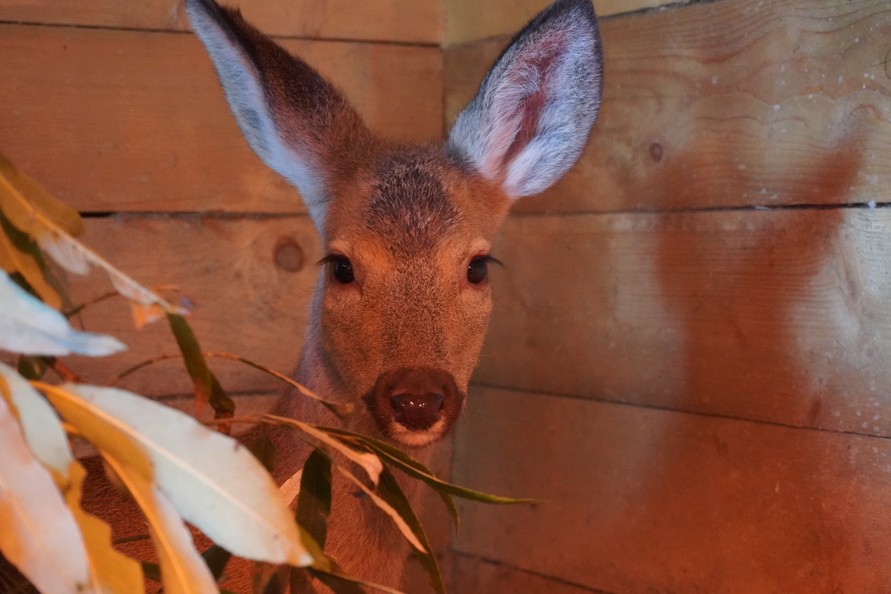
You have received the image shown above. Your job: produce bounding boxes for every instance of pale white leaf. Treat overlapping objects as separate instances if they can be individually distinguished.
[0,362,73,475]
[40,383,312,567]
[265,414,383,486]
[336,466,426,554]
[0,396,93,594]
[0,271,126,356]
[103,455,217,594]
[40,232,90,274]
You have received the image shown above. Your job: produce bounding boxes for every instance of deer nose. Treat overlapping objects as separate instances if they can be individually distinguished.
[390,392,445,430]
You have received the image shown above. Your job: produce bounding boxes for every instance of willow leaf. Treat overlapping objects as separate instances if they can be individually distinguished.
[38,382,312,567]
[0,396,93,594]
[102,455,217,594]
[0,271,125,357]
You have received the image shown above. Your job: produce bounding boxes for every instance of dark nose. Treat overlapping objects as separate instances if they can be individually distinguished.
[390,392,445,430]
[364,367,461,435]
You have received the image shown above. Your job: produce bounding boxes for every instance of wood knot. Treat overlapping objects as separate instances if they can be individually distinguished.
[273,238,304,273]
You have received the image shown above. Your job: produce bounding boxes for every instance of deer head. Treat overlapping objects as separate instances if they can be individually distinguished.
[185,0,603,448]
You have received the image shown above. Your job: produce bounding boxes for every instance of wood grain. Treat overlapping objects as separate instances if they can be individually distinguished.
[444,0,687,45]
[478,207,891,436]
[0,0,442,45]
[453,387,891,593]
[0,25,442,214]
[446,0,891,213]
[62,215,321,397]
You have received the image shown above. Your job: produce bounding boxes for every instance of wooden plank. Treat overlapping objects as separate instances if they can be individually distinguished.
[478,208,891,436]
[444,0,687,45]
[452,555,601,594]
[61,215,321,397]
[453,387,891,592]
[0,0,442,45]
[0,25,442,214]
[445,0,891,213]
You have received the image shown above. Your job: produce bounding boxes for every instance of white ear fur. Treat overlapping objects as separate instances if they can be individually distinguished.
[447,0,603,198]
[186,0,328,225]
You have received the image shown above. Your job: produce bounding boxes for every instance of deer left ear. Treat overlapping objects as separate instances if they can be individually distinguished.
[447,0,603,199]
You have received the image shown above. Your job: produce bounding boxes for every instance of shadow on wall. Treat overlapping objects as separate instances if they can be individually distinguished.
[643,136,878,589]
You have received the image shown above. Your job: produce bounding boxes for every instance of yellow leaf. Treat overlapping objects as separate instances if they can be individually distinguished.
[64,461,145,594]
[102,456,215,594]
[0,396,93,594]
[0,153,83,238]
[38,383,312,567]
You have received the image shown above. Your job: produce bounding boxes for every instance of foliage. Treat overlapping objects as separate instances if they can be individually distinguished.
[0,155,528,593]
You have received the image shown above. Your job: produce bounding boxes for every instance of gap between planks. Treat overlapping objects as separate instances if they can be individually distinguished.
[508,200,891,219]
[470,381,891,443]
[0,19,441,49]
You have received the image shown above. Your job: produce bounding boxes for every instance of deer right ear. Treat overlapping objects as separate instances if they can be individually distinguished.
[447,0,603,199]
[185,0,368,228]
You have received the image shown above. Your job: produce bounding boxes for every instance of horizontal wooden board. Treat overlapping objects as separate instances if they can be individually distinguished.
[445,0,891,213]
[445,0,687,45]
[0,0,442,45]
[0,25,442,214]
[453,387,891,592]
[478,207,891,436]
[58,215,321,397]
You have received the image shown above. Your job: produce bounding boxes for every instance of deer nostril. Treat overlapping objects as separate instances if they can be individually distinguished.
[390,392,445,430]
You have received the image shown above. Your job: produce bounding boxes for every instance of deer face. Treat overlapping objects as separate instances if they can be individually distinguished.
[318,149,510,446]
[186,0,603,447]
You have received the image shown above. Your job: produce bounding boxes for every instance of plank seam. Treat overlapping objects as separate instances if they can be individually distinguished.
[0,20,440,49]
[509,201,891,219]
[79,211,309,221]
[470,381,891,442]
[451,551,617,594]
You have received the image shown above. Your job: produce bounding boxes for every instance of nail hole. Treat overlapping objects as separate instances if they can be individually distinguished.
[649,142,663,163]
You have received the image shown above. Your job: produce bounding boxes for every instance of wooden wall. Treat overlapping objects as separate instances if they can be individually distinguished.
[6,0,891,592]
[450,0,891,592]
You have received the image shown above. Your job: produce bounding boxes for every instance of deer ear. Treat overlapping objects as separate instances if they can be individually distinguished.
[447,0,603,199]
[185,0,368,227]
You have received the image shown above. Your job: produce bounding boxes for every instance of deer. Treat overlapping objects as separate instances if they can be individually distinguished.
[74,0,604,592]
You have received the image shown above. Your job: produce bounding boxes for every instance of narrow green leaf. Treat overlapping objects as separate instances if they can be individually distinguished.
[0,213,61,309]
[16,356,48,381]
[201,545,232,581]
[296,450,332,549]
[203,352,352,417]
[376,468,444,594]
[167,313,234,420]
[306,567,404,594]
[320,427,536,506]
[0,153,83,237]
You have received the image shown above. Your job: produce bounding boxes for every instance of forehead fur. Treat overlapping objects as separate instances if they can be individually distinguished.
[364,149,459,252]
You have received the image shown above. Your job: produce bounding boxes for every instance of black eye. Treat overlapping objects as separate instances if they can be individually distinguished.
[467,256,489,284]
[329,256,354,284]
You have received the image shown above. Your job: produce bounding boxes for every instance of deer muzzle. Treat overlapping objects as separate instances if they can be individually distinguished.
[363,367,464,446]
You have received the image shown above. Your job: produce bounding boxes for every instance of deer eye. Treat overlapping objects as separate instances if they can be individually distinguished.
[328,256,354,284]
[467,256,490,285]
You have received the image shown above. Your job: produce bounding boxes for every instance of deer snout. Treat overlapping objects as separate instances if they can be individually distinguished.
[390,392,445,430]
[363,367,464,446]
